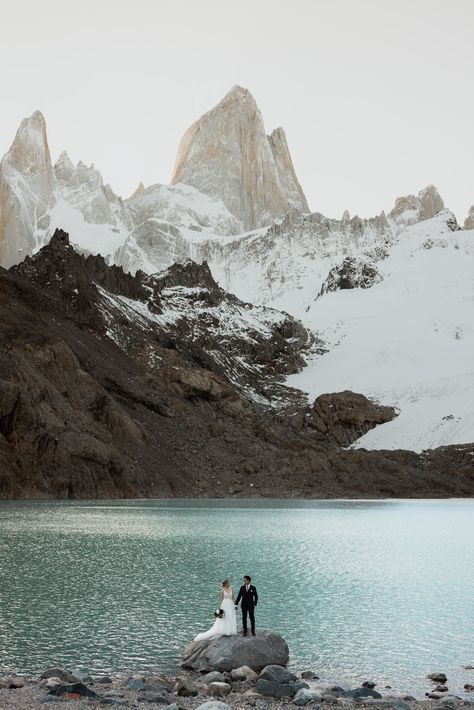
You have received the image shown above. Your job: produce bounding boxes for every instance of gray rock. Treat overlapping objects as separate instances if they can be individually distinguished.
[181,630,289,673]
[259,665,297,684]
[145,675,174,691]
[346,687,382,699]
[293,688,323,706]
[434,685,449,692]
[203,672,227,685]
[465,685,474,692]
[208,682,231,698]
[301,671,319,680]
[124,677,145,691]
[255,678,297,698]
[362,681,377,689]
[40,668,80,683]
[428,673,448,684]
[231,665,258,681]
[195,702,231,710]
[161,705,179,710]
[96,676,113,684]
[173,677,199,697]
[48,682,98,698]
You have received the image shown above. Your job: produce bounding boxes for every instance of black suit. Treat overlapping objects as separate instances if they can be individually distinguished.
[235,584,258,634]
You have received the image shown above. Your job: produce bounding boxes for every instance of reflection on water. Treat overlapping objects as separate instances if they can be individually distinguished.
[0,499,473,697]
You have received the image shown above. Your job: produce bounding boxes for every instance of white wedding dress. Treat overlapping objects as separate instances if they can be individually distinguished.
[194,588,238,641]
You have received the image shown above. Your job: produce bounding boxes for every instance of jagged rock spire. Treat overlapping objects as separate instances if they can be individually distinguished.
[7,110,52,174]
[0,110,56,268]
[171,85,309,230]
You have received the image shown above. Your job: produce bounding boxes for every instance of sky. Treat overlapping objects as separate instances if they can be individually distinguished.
[1,0,473,221]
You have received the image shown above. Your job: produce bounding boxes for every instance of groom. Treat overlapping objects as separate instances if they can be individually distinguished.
[235,575,258,636]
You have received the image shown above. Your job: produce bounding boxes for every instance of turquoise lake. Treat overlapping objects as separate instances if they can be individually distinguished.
[0,499,473,697]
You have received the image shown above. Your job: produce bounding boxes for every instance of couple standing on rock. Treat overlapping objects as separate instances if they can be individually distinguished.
[195,576,258,641]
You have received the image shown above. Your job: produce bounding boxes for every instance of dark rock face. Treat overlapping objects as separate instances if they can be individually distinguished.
[310,390,398,446]
[13,230,313,407]
[48,682,98,698]
[428,673,448,684]
[180,631,289,672]
[318,257,382,296]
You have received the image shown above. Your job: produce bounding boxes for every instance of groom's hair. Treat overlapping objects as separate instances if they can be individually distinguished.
[244,575,251,582]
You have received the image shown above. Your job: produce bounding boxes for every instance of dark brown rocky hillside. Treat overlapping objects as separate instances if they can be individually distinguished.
[0,230,473,499]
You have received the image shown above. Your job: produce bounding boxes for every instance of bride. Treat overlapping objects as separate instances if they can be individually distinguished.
[194,579,237,641]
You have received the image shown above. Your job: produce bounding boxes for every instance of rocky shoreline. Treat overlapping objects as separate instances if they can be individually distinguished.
[1,634,472,710]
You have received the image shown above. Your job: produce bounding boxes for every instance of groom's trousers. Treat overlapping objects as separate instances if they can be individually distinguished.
[242,606,255,634]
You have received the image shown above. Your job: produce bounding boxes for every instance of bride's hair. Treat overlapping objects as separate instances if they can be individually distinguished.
[221,579,230,588]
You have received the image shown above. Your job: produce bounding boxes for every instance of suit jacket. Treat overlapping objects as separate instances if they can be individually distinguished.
[235,584,258,609]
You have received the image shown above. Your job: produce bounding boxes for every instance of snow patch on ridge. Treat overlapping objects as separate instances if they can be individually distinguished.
[286,214,474,452]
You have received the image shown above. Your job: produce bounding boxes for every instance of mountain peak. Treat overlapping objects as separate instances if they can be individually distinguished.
[390,184,445,226]
[171,86,308,229]
[7,110,51,173]
[220,84,256,107]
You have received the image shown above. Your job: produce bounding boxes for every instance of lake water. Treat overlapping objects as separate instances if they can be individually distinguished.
[0,499,473,697]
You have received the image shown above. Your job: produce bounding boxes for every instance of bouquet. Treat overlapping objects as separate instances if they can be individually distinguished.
[214,609,224,618]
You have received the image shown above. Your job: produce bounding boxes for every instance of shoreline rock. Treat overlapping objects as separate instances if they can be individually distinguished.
[180,631,289,673]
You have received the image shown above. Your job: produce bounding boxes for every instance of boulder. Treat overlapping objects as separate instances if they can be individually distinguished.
[256,668,306,699]
[427,673,448,684]
[293,688,323,706]
[180,630,289,672]
[259,665,297,684]
[301,671,319,680]
[208,682,231,698]
[48,682,98,699]
[464,685,474,692]
[230,665,258,681]
[203,672,226,685]
[346,687,382,699]
[123,677,145,691]
[255,678,296,698]
[40,668,80,683]
[173,677,199,697]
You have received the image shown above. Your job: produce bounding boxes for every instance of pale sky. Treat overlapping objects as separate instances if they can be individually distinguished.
[1,0,473,221]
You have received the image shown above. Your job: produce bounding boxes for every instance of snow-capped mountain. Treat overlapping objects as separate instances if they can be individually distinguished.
[1,87,474,455]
